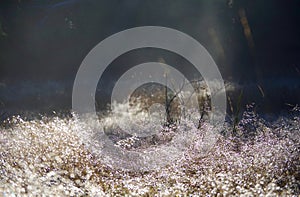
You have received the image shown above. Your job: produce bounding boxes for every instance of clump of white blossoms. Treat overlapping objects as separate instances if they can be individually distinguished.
[0,111,299,196]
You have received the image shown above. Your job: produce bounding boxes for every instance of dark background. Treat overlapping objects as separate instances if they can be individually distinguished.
[0,0,299,113]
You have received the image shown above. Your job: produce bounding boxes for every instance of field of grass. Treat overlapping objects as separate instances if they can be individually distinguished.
[0,105,299,196]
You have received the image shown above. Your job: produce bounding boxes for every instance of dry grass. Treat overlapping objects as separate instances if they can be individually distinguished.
[0,112,299,196]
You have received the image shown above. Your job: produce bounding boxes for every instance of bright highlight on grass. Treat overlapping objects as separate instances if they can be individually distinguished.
[0,107,299,195]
